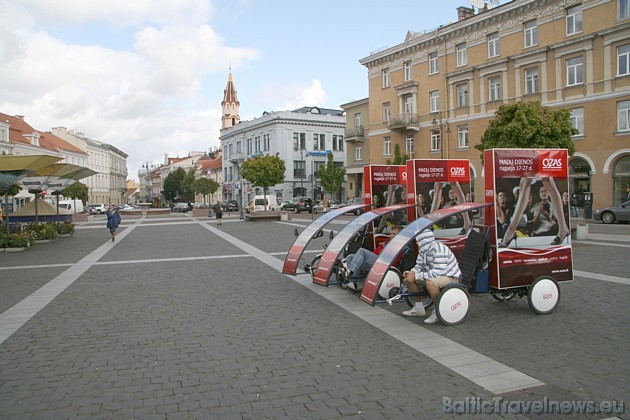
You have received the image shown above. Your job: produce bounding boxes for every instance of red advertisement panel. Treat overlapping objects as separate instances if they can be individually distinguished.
[485,149,573,289]
[364,165,408,241]
[405,160,473,243]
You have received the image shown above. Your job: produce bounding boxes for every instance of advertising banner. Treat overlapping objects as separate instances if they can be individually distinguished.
[484,149,573,289]
[364,165,407,239]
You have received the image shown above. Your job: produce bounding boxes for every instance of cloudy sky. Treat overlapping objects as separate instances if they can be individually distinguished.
[0,0,490,180]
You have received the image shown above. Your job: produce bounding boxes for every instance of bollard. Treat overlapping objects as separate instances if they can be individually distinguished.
[576,223,588,240]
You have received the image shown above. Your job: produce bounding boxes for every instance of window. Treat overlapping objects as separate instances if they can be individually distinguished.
[429,52,439,74]
[333,134,344,151]
[489,76,502,101]
[430,91,440,113]
[620,0,630,19]
[382,68,390,88]
[384,137,392,156]
[430,130,441,152]
[524,20,538,48]
[254,136,261,152]
[294,160,306,178]
[618,44,630,76]
[456,44,467,67]
[293,132,306,150]
[525,67,540,94]
[566,5,582,35]
[313,133,325,150]
[355,146,362,161]
[313,161,325,178]
[354,113,361,128]
[458,125,469,148]
[406,133,414,154]
[382,102,391,122]
[457,83,468,107]
[404,61,412,81]
[567,56,584,86]
[263,134,270,151]
[488,33,500,58]
[247,138,253,154]
[236,140,242,154]
[618,100,630,131]
[403,95,414,114]
[570,108,584,136]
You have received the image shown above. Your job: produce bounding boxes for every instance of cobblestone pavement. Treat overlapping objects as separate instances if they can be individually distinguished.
[0,212,628,419]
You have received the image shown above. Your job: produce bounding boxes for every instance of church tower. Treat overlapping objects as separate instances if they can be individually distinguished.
[221,71,240,133]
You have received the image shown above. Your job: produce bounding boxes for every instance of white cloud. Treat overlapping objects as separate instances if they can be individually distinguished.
[258,79,328,112]
[0,0,260,180]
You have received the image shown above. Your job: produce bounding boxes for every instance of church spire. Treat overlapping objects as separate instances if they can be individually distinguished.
[221,70,240,132]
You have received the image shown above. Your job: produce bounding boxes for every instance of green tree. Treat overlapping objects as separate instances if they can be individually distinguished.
[240,154,286,209]
[59,181,88,203]
[182,168,196,201]
[0,184,21,196]
[319,152,346,200]
[475,101,576,160]
[386,144,409,165]
[193,177,219,205]
[163,167,186,201]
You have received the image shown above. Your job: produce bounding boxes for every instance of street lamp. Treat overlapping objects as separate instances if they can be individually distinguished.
[431,112,451,159]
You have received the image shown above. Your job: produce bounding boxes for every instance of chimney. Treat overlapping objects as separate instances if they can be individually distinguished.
[457,6,475,21]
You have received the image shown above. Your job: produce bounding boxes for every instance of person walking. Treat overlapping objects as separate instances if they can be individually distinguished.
[214,202,223,226]
[105,203,121,242]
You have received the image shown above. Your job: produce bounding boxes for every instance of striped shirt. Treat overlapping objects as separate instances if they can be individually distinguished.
[411,231,461,282]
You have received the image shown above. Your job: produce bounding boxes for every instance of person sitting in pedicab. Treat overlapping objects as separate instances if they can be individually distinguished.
[402,229,461,324]
[340,225,401,279]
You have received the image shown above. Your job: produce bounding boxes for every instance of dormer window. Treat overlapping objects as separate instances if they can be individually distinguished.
[0,124,8,142]
[25,132,40,146]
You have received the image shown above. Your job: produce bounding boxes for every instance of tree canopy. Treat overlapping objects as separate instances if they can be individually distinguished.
[387,144,410,165]
[318,152,346,198]
[240,154,286,199]
[162,167,186,201]
[59,181,88,203]
[193,177,219,204]
[0,184,21,196]
[475,101,576,161]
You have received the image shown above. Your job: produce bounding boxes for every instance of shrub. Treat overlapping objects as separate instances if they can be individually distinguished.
[6,233,34,248]
[25,222,58,241]
[55,221,75,235]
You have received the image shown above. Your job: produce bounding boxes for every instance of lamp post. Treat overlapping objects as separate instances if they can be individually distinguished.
[431,112,451,159]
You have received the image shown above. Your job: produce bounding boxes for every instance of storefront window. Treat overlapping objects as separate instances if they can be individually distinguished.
[569,157,591,206]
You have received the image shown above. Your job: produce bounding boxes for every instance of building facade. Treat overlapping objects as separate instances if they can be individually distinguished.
[357,0,630,209]
[220,106,347,207]
[52,127,129,205]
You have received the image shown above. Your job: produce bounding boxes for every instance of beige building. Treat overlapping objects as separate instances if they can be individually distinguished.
[352,0,630,210]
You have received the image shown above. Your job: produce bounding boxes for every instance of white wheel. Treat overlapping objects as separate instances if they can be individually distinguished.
[378,268,402,300]
[527,277,560,315]
[435,286,470,326]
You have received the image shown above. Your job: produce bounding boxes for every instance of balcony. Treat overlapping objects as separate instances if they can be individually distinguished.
[388,113,421,132]
[345,126,366,142]
[229,152,244,163]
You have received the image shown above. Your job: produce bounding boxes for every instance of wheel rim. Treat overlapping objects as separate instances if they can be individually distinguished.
[528,277,560,314]
[436,288,469,325]
[602,212,614,223]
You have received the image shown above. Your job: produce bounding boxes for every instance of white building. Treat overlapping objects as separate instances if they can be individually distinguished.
[52,127,128,205]
[218,73,347,205]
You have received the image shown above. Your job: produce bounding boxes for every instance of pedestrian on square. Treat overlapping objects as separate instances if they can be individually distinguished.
[323,195,330,212]
[570,192,579,218]
[214,202,223,226]
[105,203,121,242]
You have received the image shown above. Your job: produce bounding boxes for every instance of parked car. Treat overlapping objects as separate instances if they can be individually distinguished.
[172,202,191,213]
[222,199,239,212]
[87,204,107,214]
[344,197,367,215]
[281,197,301,211]
[593,200,630,224]
[293,197,316,214]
